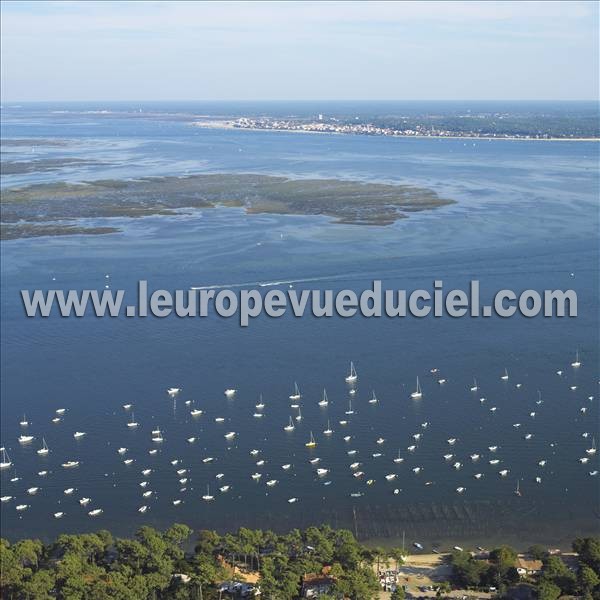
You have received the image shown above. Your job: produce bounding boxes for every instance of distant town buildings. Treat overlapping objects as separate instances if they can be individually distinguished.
[229,116,559,139]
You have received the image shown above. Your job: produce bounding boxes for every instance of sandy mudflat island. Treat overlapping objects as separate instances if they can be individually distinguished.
[1,173,453,240]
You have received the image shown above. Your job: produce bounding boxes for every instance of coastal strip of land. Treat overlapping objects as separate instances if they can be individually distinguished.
[1,173,454,240]
[2,523,597,600]
[191,118,600,141]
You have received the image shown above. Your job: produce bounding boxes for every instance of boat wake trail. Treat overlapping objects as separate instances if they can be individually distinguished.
[191,274,355,291]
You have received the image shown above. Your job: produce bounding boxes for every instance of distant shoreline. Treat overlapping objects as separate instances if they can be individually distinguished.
[191,119,600,142]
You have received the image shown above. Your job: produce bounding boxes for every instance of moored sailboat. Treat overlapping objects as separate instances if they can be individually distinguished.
[0,448,12,469]
[36,438,49,456]
[345,361,358,383]
[289,382,301,401]
[410,377,422,399]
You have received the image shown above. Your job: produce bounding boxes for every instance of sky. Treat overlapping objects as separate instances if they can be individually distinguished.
[1,1,598,102]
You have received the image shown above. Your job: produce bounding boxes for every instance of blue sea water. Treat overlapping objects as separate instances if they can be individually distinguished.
[1,103,598,548]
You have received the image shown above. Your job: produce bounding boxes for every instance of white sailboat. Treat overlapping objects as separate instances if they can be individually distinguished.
[369,390,378,404]
[0,448,12,469]
[284,416,295,432]
[470,378,478,392]
[202,485,215,501]
[345,399,354,415]
[501,368,509,380]
[345,361,358,383]
[318,389,329,407]
[19,414,29,427]
[571,350,581,368]
[295,407,303,422]
[410,377,422,399]
[127,413,138,428]
[289,382,301,401]
[167,387,181,397]
[36,438,49,456]
[323,420,333,435]
[586,437,597,455]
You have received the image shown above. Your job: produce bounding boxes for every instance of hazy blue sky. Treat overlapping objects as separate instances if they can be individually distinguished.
[1,1,598,101]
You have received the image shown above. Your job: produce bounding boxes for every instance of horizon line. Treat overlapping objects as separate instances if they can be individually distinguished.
[2,98,598,104]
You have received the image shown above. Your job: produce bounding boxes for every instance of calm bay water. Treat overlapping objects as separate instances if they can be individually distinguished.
[1,103,598,548]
